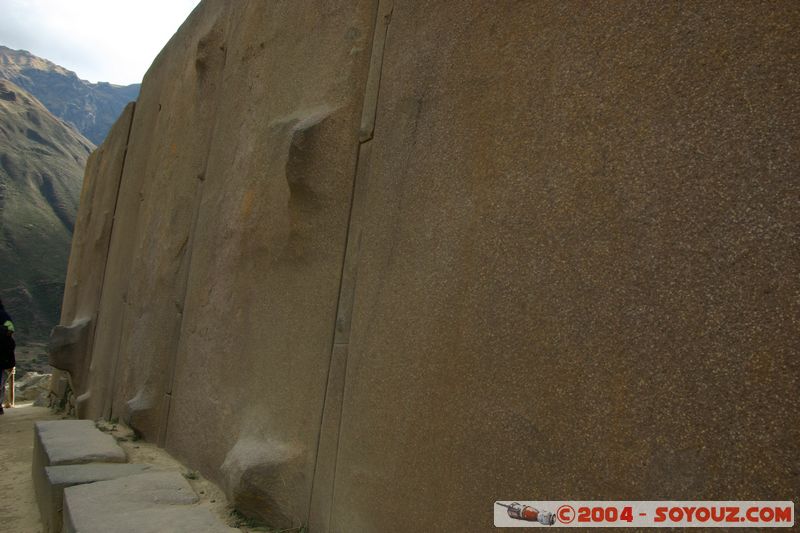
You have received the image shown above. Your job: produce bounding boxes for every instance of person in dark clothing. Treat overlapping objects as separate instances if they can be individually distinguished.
[0,298,15,414]
[0,298,12,334]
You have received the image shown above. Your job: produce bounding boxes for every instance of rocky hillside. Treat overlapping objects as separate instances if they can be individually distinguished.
[0,46,140,145]
[0,79,93,341]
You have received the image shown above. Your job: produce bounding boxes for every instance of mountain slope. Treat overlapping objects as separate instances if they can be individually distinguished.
[0,79,94,341]
[0,45,140,145]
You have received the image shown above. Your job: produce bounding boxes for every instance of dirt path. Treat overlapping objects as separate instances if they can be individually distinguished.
[0,403,60,533]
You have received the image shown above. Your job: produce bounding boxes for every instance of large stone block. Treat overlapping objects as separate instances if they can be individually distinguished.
[327,1,800,531]
[33,420,127,530]
[59,102,135,327]
[48,319,91,394]
[53,102,134,414]
[62,471,236,533]
[33,420,126,466]
[89,0,233,437]
[158,0,377,526]
[41,463,152,533]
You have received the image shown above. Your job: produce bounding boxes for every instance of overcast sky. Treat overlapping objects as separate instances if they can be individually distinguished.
[0,0,201,85]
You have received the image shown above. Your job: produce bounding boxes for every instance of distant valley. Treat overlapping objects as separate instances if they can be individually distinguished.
[0,46,139,342]
[0,45,140,145]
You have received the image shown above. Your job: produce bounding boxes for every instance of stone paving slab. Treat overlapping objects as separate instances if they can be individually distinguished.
[41,463,153,533]
[64,505,240,533]
[62,471,237,532]
[32,420,128,531]
[65,504,240,533]
[34,420,126,467]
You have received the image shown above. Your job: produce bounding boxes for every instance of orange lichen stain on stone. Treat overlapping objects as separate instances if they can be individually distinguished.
[241,189,256,219]
[170,142,177,154]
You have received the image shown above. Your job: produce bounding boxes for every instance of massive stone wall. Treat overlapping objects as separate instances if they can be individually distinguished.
[50,102,134,401]
[54,1,799,531]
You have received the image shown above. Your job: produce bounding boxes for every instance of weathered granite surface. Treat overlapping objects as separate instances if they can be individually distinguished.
[54,1,799,531]
[33,420,128,532]
[82,0,233,435]
[49,102,134,412]
[33,420,126,467]
[162,1,378,524]
[62,471,237,533]
[41,463,152,533]
[58,102,135,328]
[328,3,800,530]
[48,319,91,395]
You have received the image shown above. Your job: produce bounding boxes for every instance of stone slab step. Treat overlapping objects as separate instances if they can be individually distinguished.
[33,420,128,531]
[41,463,153,533]
[33,420,127,467]
[62,471,238,532]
